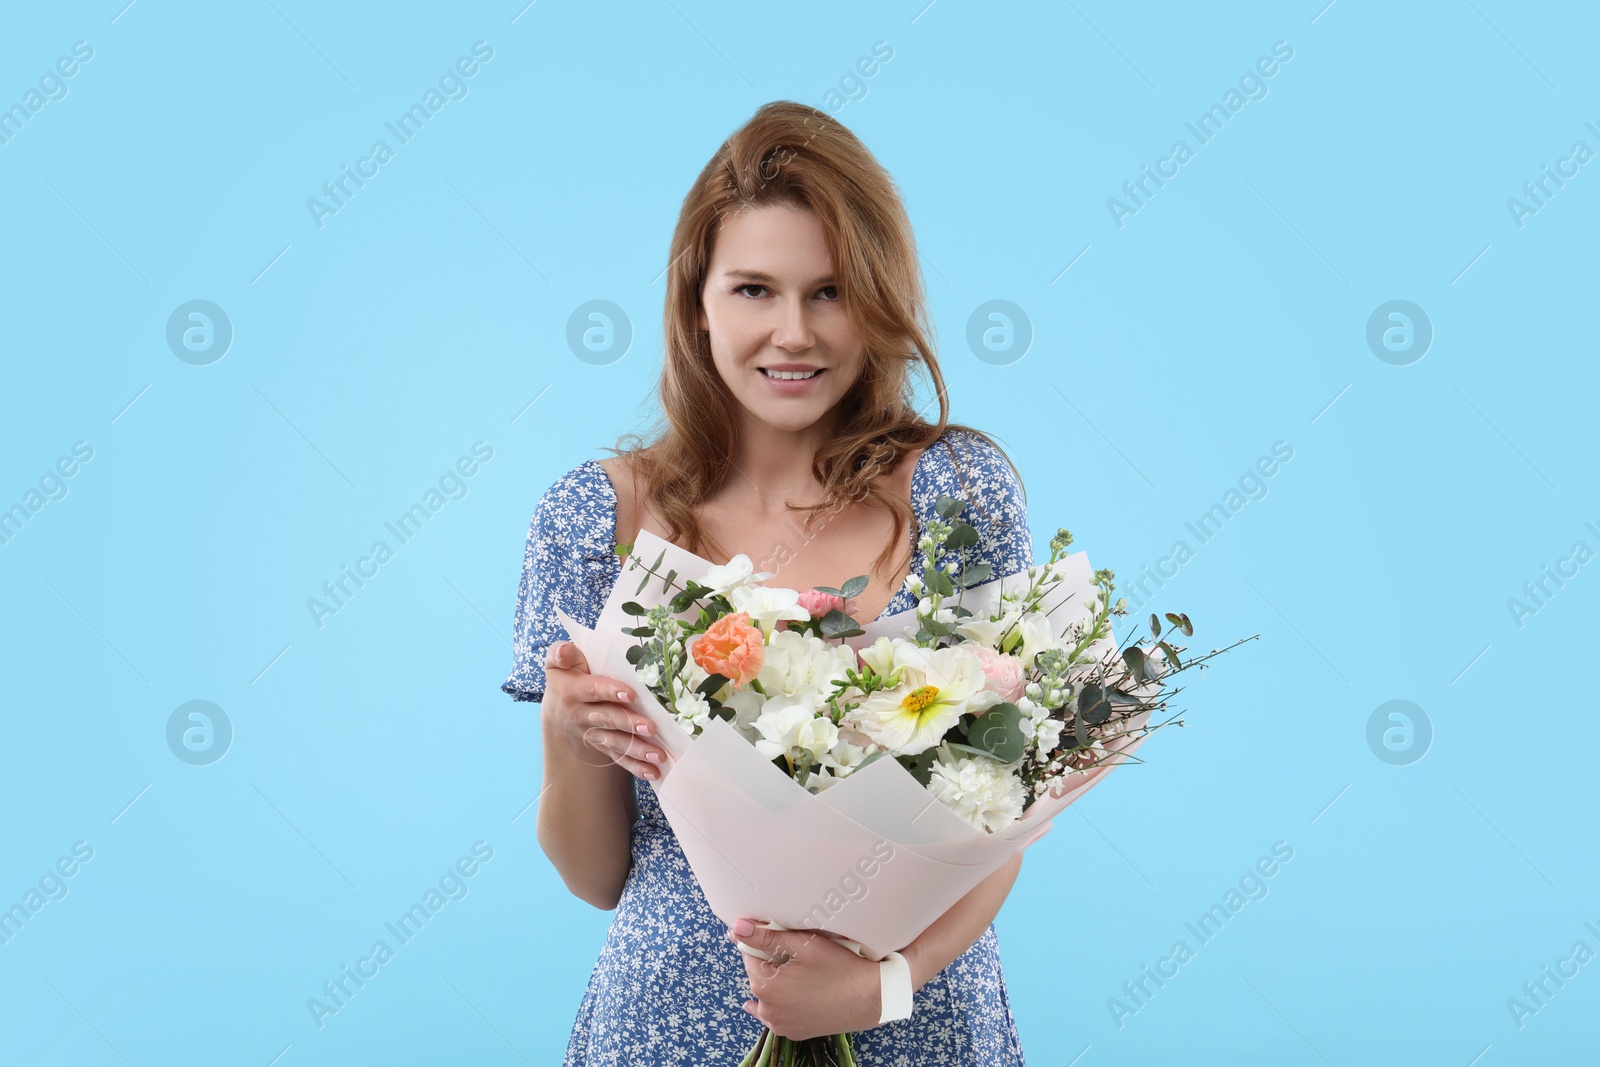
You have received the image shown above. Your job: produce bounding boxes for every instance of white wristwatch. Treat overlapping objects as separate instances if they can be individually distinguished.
[731,920,914,1024]
[877,950,913,1023]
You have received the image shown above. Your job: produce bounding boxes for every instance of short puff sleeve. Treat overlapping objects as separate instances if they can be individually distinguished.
[938,429,1034,579]
[500,462,619,704]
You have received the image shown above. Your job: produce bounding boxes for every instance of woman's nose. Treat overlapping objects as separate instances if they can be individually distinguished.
[770,298,814,350]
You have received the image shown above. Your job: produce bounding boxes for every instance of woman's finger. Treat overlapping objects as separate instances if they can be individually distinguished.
[581,726,664,779]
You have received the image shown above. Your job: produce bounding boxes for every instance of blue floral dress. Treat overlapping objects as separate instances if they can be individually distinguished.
[502,427,1034,1065]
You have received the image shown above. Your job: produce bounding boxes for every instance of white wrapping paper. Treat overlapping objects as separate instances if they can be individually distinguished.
[555,528,1154,961]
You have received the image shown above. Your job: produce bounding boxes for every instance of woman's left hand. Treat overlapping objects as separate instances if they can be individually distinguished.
[727,918,888,1040]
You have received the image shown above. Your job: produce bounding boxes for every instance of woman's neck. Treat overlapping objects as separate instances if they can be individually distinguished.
[720,413,844,517]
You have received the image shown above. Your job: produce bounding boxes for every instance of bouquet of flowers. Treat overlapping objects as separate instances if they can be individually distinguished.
[555,494,1248,1066]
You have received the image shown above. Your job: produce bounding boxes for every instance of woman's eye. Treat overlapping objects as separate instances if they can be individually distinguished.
[732,284,839,300]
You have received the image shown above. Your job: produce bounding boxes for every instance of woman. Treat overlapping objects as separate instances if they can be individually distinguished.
[502,101,1034,1064]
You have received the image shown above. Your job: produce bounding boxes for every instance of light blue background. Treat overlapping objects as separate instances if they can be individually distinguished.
[2,1,1595,1063]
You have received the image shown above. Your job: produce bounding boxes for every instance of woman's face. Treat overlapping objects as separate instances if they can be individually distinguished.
[698,203,866,436]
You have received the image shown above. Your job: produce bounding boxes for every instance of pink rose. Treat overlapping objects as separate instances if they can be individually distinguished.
[966,645,1026,708]
[797,589,847,619]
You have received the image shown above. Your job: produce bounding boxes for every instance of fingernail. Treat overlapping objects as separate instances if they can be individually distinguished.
[642,767,657,780]
[617,690,631,702]
[588,712,605,725]
[645,751,661,763]
[733,918,755,936]
[636,722,652,736]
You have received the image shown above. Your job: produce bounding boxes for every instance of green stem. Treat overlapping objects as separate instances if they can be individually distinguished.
[753,1027,777,1067]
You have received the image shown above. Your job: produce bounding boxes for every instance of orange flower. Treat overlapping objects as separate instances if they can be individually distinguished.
[692,611,765,688]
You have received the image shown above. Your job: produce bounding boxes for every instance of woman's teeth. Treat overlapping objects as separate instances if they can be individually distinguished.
[761,368,820,380]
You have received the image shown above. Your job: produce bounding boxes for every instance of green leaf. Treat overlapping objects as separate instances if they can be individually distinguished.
[920,616,952,637]
[661,568,677,594]
[1165,611,1193,636]
[1122,646,1148,683]
[623,625,656,638]
[625,645,646,664]
[1159,641,1182,670]
[960,562,993,588]
[1149,613,1161,639]
[926,569,956,597]
[965,703,1027,763]
[943,740,1015,765]
[812,585,843,596]
[854,750,888,772]
[614,541,634,557]
[839,575,869,599]
[899,748,939,786]
[944,521,979,549]
[696,673,729,697]
[622,601,647,616]
[1078,682,1113,725]
[636,548,667,593]
[934,495,966,519]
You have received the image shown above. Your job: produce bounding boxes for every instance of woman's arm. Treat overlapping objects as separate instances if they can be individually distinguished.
[730,851,1026,1039]
[901,851,1023,990]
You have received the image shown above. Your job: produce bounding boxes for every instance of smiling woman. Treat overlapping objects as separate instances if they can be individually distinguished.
[504,100,1031,1066]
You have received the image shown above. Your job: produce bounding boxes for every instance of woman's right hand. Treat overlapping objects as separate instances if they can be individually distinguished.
[543,640,667,781]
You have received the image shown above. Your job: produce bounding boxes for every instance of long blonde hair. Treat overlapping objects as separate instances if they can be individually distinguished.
[608,100,1023,575]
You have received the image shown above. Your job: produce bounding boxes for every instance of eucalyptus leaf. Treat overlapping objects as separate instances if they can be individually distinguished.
[927,569,956,597]
[819,609,859,637]
[960,562,993,588]
[966,703,1026,762]
[854,749,888,772]
[900,748,938,786]
[840,575,869,599]
[696,673,729,697]
[934,495,965,519]
[944,521,979,549]
[622,601,647,616]
[1122,646,1148,683]
[1079,682,1112,725]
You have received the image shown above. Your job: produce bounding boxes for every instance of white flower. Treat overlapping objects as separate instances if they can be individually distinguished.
[751,697,838,763]
[676,655,712,697]
[723,687,766,744]
[954,607,1022,650]
[638,662,662,687]
[699,554,772,596]
[819,734,869,773]
[1034,717,1064,753]
[926,750,1025,833]
[1017,612,1066,669]
[675,690,713,730]
[728,584,812,636]
[856,636,906,684]
[758,629,859,706]
[851,646,997,756]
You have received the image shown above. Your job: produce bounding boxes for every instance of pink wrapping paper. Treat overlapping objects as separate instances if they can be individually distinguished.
[554,528,1156,961]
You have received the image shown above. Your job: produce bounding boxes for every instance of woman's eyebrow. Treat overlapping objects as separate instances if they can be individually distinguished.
[722,269,836,285]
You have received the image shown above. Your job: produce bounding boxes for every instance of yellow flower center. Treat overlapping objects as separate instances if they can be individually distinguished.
[900,685,941,716]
